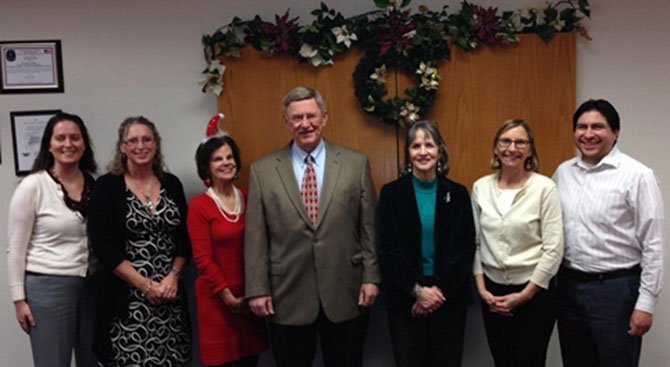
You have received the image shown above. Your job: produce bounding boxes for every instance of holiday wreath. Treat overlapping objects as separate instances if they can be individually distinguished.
[201,0,590,127]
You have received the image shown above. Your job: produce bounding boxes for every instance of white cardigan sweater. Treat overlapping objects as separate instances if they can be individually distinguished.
[6,170,89,301]
[472,172,564,288]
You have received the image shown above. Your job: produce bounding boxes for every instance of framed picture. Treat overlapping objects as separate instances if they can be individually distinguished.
[10,110,61,176]
[1,40,64,94]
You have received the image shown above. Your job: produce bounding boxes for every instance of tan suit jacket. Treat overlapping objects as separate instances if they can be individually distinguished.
[245,140,381,325]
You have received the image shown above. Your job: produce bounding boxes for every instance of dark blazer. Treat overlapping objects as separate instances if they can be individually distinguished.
[377,174,475,308]
[244,140,381,325]
[87,172,191,362]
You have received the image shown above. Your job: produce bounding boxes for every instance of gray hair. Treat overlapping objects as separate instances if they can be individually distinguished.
[281,86,328,117]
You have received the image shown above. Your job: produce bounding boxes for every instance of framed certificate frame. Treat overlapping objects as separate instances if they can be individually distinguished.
[1,40,64,94]
[10,110,61,175]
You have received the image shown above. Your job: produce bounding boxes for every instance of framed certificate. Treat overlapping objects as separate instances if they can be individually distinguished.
[10,110,61,175]
[1,40,64,94]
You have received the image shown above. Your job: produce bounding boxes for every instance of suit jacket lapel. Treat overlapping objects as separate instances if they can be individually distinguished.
[316,141,340,229]
[275,145,313,226]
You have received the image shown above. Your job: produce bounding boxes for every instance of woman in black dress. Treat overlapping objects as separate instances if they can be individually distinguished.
[88,116,191,366]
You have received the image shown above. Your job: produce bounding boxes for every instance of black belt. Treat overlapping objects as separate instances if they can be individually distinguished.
[560,265,641,282]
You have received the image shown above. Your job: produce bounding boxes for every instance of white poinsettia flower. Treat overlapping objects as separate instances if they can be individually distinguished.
[511,12,524,31]
[403,30,417,40]
[312,55,333,67]
[370,64,388,84]
[208,59,226,75]
[420,76,439,90]
[552,18,566,31]
[399,102,420,124]
[211,82,223,96]
[299,43,318,59]
[199,60,226,96]
[416,62,438,78]
[331,25,358,48]
[198,74,223,96]
[520,8,532,20]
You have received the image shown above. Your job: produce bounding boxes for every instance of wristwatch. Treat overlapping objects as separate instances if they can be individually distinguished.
[412,283,423,298]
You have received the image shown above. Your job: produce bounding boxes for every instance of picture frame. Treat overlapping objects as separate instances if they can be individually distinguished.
[10,110,61,176]
[1,40,64,94]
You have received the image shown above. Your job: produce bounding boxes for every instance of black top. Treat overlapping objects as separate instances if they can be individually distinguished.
[377,174,475,308]
[87,172,191,362]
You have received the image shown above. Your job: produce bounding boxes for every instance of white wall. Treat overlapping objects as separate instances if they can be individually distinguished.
[1,0,668,365]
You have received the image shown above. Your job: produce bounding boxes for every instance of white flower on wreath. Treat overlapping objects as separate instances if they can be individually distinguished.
[331,25,357,48]
[370,64,388,85]
[399,102,420,125]
[199,59,226,96]
[416,62,440,90]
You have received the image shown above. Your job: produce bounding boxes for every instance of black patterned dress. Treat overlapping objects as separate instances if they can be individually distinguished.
[108,189,191,366]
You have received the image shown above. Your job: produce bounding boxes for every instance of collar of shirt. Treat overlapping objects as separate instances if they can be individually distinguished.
[291,139,325,194]
[574,146,621,171]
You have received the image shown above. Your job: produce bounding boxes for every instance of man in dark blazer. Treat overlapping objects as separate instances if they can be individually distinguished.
[244,86,381,367]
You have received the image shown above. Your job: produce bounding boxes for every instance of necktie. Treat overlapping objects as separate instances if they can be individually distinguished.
[301,155,319,226]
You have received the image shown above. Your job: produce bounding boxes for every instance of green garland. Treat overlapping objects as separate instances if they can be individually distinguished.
[201,0,590,128]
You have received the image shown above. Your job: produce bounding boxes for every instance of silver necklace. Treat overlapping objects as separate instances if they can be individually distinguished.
[128,176,156,212]
[206,186,242,223]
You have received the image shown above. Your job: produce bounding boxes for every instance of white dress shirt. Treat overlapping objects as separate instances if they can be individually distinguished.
[553,147,664,313]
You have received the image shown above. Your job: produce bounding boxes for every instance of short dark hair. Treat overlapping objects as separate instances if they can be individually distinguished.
[403,120,450,176]
[572,99,620,132]
[32,112,98,173]
[195,135,242,184]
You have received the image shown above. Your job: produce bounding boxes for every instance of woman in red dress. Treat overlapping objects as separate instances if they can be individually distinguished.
[187,135,267,367]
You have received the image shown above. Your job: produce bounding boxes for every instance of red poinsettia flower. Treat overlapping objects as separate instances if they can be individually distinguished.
[471,5,500,45]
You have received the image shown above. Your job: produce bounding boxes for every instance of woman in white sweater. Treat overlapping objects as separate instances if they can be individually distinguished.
[7,112,98,367]
[471,119,564,367]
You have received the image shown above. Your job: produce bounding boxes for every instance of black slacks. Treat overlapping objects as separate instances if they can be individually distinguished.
[387,301,467,367]
[481,276,557,367]
[268,308,369,367]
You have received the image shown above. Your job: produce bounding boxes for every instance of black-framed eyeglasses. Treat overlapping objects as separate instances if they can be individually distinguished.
[496,138,531,149]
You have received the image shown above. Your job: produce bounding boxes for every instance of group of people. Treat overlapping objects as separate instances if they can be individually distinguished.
[6,86,663,367]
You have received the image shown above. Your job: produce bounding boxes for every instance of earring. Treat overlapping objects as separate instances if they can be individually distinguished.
[525,157,532,170]
[406,162,413,174]
[492,155,501,169]
[437,160,443,173]
[204,178,212,186]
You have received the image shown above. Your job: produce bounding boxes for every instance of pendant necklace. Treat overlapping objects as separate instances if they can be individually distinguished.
[206,186,242,223]
[129,176,155,212]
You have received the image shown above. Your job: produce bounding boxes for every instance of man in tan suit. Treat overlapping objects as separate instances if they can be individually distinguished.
[245,86,381,367]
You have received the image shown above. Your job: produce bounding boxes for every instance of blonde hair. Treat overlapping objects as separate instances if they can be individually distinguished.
[107,116,167,177]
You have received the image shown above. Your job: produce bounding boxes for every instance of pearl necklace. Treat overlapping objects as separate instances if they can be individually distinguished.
[206,186,243,223]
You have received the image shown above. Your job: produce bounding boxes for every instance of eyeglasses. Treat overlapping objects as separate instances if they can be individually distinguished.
[496,138,531,149]
[288,113,320,125]
[123,137,155,147]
